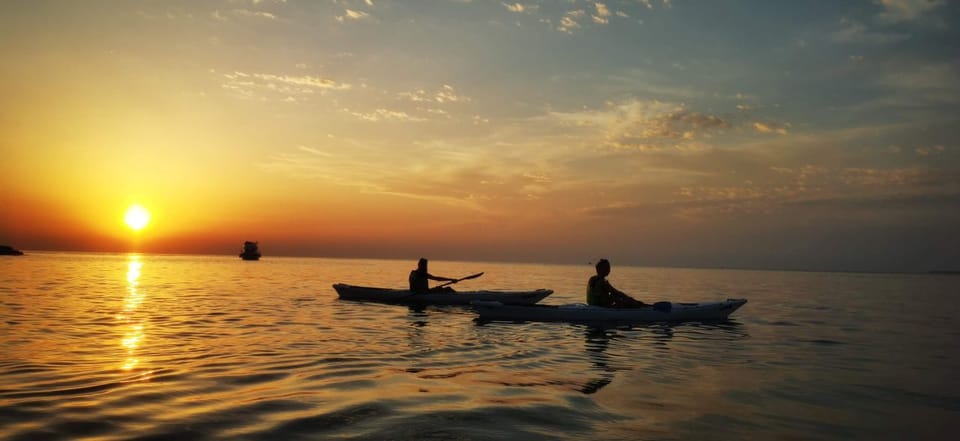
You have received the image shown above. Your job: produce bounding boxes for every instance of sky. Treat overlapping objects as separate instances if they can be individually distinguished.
[1,0,958,272]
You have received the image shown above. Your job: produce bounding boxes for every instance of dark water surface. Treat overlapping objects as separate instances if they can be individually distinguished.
[1,253,958,440]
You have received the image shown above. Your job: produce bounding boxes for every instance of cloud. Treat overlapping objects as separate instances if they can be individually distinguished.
[545,99,731,150]
[877,63,960,100]
[558,10,585,33]
[580,164,957,221]
[770,164,952,190]
[233,9,277,19]
[250,73,349,89]
[915,145,945,156]
[348,108,427,122]
[212,9,279,21]
[398,84,471,104]
[297,145,333,157]
[753,122,789,135]
[845,62,960,113]
[875,0,945,23]
[337,9,370,22]
[593,3,611,24]
[635,0,673,9]
[261,141,557,213]
[346,9,369,19]
[503,2,536,13]
[221,71,350,100]
[831,19,910,44]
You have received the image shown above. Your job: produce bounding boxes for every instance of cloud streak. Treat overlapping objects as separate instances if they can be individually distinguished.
[220,71,350,100]
[875,0,946,23]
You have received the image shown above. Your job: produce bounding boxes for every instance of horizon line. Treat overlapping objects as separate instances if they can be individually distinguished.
[7,248,955,276]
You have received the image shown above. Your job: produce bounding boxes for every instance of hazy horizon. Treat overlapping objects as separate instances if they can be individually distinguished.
[2,1,958,273]
[8,248,958,275]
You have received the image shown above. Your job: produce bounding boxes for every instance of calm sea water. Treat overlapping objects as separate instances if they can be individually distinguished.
[1,252,958,440]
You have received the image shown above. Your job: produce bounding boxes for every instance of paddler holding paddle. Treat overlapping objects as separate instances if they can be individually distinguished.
[408,258,459,293]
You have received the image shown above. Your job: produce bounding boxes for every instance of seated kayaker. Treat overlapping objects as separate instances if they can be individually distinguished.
[587,259,648,308]
[409,258,457,293]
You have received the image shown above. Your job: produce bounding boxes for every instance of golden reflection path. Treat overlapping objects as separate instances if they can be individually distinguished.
[118,255,146,371]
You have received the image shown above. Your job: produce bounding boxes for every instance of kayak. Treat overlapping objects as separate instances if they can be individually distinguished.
[472,298,747,323]
[332,283,553,306]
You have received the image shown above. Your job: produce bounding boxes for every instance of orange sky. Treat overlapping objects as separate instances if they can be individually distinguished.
[1,1,958,271]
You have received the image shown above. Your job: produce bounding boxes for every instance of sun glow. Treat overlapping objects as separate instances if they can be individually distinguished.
[124,205,150,231]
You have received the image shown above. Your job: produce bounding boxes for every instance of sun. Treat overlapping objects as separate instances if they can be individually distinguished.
[124,204,150,231]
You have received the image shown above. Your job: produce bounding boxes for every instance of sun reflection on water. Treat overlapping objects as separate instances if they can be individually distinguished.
[119,255,146,371]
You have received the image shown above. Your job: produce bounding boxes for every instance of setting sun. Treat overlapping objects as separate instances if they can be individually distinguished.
[124,205,150,231]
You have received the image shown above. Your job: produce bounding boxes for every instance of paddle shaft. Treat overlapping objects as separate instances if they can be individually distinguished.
[436,272,484,288]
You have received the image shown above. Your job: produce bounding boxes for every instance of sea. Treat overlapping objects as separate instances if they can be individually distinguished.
[1,252,958,441]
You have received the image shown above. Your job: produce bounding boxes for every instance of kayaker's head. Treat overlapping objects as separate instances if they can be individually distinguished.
[595,259,611,277]
[417,258,428,272]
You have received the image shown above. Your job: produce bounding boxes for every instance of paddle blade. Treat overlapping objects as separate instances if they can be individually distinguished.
[459,272,484,281]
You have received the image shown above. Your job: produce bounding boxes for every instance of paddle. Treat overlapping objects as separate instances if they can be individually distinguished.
[436,272,484,289]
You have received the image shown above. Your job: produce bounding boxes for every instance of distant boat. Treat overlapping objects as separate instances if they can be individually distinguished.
[0,245,24,256]
[239,241,261,260]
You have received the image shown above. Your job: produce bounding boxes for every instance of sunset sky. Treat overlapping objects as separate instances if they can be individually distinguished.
[1,0,958,272]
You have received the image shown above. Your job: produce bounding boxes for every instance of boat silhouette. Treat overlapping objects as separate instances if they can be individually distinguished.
[239,241,261,260]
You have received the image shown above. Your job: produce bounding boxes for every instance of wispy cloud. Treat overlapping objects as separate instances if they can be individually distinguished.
[877,62,959,99]
[558,10,585,33]
[297,145,333,157]
[502,2,536,13]
[250,73,349,89]
[212,9,278,21]
[337,9,370,22]
[636,0,672,9]
[875,0,946,23]
[397,85,470,104]
[221,71,350,100]
[753,122,789,135]
[593,2,611,24]
[544,99,734,150]
[831,19,910,44]
[845,62,960,114]
[232,9,277,19]
[581,164,956,221]
[261,141,555,212]
[347,108,426,122]
[915,145,945,156]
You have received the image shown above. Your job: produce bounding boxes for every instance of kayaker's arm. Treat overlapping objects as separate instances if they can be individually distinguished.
[606,280,628,298]
[606,280,648,307]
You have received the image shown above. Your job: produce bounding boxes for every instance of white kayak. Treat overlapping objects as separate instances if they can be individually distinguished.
[472,298,747,323]
[332,283,553,306]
